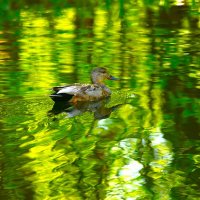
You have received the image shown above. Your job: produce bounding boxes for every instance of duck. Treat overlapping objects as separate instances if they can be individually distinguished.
[50,67,118,103]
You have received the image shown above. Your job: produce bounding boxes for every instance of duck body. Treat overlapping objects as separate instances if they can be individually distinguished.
[50,68,117,102]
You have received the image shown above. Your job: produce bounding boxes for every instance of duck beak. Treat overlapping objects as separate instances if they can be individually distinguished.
[108,75,119,80]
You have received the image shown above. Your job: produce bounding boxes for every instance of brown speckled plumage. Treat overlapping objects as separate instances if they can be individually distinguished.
[50,67,117,102]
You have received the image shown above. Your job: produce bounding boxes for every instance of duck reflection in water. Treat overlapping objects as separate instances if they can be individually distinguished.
[48,97,122,119]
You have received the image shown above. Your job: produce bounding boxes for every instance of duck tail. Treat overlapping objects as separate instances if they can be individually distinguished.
[50,93,73,102]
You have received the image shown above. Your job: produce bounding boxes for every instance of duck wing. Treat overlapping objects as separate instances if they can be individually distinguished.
[57,84,90,95]
[50,84,92,101]
[52,83,82,92]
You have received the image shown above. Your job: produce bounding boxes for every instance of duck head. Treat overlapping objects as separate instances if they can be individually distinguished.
[91,67,118,85]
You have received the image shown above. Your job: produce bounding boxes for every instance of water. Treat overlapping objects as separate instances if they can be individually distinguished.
[0,1,200,200]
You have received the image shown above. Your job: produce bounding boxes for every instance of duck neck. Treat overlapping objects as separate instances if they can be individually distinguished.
[91,76,104,87]
[91,77,111,94]
[92,80,106,88]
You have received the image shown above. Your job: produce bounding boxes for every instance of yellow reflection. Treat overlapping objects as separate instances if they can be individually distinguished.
[105,139,148,199]
[20,127,79,200]
[55,8,75,33]
[19,8,76,96]
[175,0,185,6]
[94,9,107,38]
[106,158,145,199]
[93,5,121,67]
[54,8,75,75]
[150,128,173,170]
[20,135,63,199]
[19,10,55,94]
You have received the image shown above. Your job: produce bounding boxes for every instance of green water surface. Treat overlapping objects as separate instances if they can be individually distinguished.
[0,1,200,200]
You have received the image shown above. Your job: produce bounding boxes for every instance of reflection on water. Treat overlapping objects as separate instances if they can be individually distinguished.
[0,1,200,200]
[48,97,123,119]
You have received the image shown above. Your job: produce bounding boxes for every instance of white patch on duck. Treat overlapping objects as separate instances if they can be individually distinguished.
[57,85,83,95]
